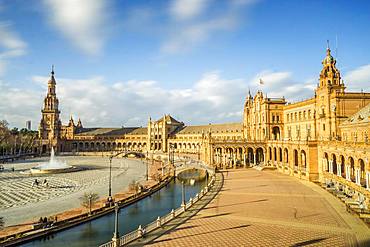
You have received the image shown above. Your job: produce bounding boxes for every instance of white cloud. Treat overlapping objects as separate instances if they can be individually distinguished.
[0,22,27,76]
[162,0,257,53]
[251,70,316,101]
[162,17,236,53]
[42,0,110,56]
[170,0,209,20]
[344,64,370,91]
[1,68,337,129]
[1,71,248,128]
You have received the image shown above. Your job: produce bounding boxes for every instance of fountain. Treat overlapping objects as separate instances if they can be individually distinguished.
[30,147,77,174]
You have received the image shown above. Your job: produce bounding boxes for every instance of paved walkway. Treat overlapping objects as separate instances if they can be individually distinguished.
[142,169,370,247]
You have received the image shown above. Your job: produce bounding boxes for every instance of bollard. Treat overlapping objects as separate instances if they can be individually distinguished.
[156,216,161,227]
[196,193,199,200]
[137,225,143,238]
[171,209,175,219]
[190,197,193,205]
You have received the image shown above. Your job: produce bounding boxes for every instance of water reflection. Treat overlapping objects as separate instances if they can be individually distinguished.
[22,176,205,247]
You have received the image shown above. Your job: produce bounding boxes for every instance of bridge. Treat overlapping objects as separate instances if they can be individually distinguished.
[174,159,215,177]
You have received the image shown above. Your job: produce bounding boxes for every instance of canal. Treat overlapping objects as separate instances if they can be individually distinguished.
[22,174,206,247]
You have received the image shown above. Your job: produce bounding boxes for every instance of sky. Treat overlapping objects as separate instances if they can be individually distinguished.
[1,0,370,129]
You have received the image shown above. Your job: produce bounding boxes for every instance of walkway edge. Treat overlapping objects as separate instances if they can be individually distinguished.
[127,172,224,247]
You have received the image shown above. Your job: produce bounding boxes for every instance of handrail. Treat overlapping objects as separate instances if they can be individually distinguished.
[99,175,216,247]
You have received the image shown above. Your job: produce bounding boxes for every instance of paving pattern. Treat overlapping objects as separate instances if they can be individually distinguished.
[0,156,146,226]
[145,169,370,247]
[0,173,78,209]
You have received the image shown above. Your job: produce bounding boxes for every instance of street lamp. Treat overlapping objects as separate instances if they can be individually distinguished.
[113,203,120,241]
[146,160,149,181]
[181,181,186,208]
[108,156,113,203]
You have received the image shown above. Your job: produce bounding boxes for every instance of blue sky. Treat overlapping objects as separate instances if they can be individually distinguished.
[1,0,370,128]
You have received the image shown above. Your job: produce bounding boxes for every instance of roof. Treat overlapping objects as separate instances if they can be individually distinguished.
[342,103,370,125]
[126,127,147,135]
[75,127,139,136]
[155,115,182,125]
[176,123,242,135]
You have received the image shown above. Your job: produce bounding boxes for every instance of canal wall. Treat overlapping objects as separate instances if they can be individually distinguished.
[0,175,173,247]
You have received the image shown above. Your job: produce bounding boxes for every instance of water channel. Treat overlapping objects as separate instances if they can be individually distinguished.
[22,172,206,247]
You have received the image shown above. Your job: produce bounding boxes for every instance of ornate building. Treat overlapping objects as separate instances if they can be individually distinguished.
[38,47,370,202]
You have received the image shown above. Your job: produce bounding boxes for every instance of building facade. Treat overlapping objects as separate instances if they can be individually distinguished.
[38,47,370,201]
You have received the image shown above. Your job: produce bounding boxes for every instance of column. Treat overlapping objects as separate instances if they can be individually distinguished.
[337,164,341,177]
[253,152,257,166]
[233,150,236,169]
[345,165,350,181]
[243,153,246,168]
[355,168,360,185]
[366,171,370,190]
[328,160,333,174]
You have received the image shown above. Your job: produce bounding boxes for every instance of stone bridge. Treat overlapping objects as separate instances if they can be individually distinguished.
[174,159,215,177]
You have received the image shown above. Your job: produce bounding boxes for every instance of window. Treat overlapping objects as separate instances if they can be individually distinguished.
[272,115,275,122]
[323,124,325,131]
[277,115,280,122]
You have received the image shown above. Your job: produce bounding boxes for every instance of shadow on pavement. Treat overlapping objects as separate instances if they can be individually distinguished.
[290,237,327,247]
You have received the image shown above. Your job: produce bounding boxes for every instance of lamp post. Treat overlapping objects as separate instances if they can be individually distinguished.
[181,181,186,208]
[112,203,120,243]
[146,160,149,181]
[108,156,113,203]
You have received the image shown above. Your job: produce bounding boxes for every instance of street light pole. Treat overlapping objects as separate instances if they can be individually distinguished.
[181,181,185,207]
[113,203,120,241]
[108,156,113,202]
[146,160,148,181]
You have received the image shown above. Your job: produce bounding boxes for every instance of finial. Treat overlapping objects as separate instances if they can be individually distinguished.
[327,40,330,50]
[51,64,55,75]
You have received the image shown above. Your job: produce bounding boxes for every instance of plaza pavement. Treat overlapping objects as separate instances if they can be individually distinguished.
[144,169,370,247]
[0,156,146,227]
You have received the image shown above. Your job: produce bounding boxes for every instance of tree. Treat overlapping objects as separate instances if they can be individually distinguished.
[80,192,99,215]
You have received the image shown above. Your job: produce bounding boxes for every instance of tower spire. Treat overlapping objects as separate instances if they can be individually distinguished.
[51,65,55,75]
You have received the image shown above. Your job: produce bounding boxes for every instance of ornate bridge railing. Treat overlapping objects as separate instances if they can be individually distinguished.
[99,175,216,247]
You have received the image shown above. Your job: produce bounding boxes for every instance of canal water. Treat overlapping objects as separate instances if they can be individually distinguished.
[22,174,206,247]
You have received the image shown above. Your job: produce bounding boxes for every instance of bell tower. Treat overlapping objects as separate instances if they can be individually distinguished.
[315,43,345,140]
[39,66,62,150]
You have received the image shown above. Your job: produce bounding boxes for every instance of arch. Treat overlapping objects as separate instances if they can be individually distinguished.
[284,148,289,163]
[247,147,254,165]
[349,157,355,182]
[117,143,122,149]
[256,147,264,165]
[359,159,366,187]
[332,154,337,175]
[279,148,282,162]
[293,149,299,168]
[272,126,280,140]
[269,147,272,161]
[273,147,277,161]
[339,155,345,178]
[301,150,307,170]
[79,142,84,150]
[324,152,329,172]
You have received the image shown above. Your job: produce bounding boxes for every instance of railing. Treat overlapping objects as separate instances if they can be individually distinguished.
[175,160,216,176]
[99,175,216,247]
